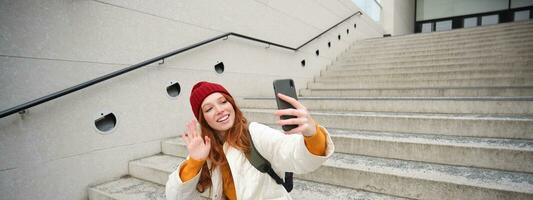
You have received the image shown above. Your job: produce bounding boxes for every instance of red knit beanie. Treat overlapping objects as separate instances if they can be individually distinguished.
[190,81,232,120]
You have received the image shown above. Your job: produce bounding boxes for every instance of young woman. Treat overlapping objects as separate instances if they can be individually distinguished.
[165,81,334,200]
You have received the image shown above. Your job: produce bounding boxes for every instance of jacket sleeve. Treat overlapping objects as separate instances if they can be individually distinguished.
[165,159,203,200]
[248,122,335,174]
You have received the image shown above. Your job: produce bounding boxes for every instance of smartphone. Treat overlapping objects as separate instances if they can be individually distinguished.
[273,79,298,131]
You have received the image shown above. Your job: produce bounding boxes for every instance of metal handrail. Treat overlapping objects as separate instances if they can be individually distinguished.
[0,11,362,118]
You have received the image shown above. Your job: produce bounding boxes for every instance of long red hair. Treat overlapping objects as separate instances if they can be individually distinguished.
[195,93,251,192]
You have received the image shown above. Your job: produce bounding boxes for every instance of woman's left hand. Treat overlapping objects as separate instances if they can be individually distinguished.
[274,93,317,137]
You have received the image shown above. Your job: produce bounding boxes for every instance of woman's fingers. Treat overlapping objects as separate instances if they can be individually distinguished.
[195,122,202,139]
[204,136,211,146]
[271,96,317,136]
[274,108,305,118]
[277,93,304,110]
[277,117,307,126]
[187,120,198,139]
[181,133,190,144]
[286,124,308,134]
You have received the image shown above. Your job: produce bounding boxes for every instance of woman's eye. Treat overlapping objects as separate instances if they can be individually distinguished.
[205,108,212,112]
[222,100,227,104]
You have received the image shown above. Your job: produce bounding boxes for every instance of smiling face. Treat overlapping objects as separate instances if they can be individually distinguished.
[200,92,236,135]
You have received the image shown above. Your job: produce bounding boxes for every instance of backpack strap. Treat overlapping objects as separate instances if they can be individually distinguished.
[245,123,293,192]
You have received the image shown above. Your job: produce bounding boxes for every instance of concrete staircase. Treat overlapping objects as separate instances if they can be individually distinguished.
[88,20,533,199]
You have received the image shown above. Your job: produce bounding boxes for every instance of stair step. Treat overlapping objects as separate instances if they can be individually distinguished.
[328,128,533,173]
[340,51,533,63]
[311,77,533,89]
[320,67,533,78]
[360,20,533,44]
[290,179,408,200]
[162,138,187,158]
[354,26,533,47]
[335,54,533,67]
[330,60,533,71]
[242,108,533,139]
[324,63,533,76]
[345,46,533,62]
[333,60,533,70]
[124,154,405,200]
[350,36,533,53]
[342,43,533,60]
[300,86,533,97]
[352,33,533,51]
[129,154,181,185]
[358,22,533,45]
[297,153,533,200]
[316,71,533,82]
[88,176,167,200]
[239,96,533,115]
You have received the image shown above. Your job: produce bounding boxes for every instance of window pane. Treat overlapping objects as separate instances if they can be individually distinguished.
[352,0,382,22]
[481,15,499,25]
[464,17,478,28]
[514,10,530,21]
[436,20,452,31]
[369,1,381,21]
[422,23,433,32]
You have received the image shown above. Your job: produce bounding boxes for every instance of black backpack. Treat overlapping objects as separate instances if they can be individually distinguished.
[244,129,293,192]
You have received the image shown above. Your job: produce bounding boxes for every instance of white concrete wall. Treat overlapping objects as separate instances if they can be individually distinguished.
[382,0,415,36]
[0,0,384,199]
[382,0,395,33]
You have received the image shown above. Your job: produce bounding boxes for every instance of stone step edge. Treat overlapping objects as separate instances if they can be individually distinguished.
[303,86,533,92]
[362,23,533,43]
[312,77,533,84]
[335,55,533,66]
[331,128,533,151]
[352,35,533,49]
[241,96,533,101]
[318,69,533,78]
[318,153,533,194]
[325,63,533,73]
[88,175,166,200]
[339,55,533,64]
[356,28,533,44]
[351,38,533,51]
[348,43,533,53]
[361,21,533,41]
[308,82,533,89]
[328,61,533,70]
[241,108,533,122]
[334,59,533,68]
[359,27,533,44]
[344,49,533,60]
[350,37,533,51]
[315,76,533,83]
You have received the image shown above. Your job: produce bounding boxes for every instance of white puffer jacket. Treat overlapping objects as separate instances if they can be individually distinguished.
[165,122,335,200]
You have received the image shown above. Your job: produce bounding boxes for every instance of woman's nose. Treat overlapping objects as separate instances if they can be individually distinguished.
[214,105,223,114]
